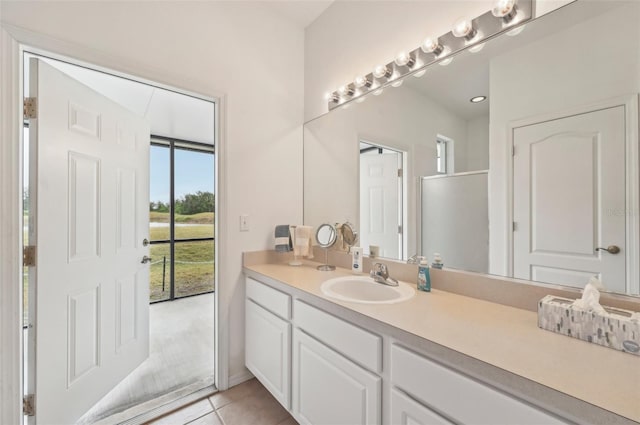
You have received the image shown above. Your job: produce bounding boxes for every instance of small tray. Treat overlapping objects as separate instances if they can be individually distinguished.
[538,295,640,356]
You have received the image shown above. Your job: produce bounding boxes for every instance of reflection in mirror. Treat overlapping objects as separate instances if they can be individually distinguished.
[316,223,337,271]
[339,222,358,248]
[359,142,404,258]
[303,1,640,296]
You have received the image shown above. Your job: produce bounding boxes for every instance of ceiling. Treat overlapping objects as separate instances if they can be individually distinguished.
[265,0,334,28]
[25,54,216,145]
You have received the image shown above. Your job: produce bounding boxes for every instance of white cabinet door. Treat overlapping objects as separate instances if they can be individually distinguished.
[390,389,454,425]
[292,329,381,425]
[245,299,291,409]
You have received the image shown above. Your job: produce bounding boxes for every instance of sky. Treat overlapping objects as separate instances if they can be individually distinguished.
[150,145,215,203]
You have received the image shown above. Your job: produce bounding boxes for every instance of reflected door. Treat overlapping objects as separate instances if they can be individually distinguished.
[512,106,626,292]
[28,58,150,424]
[360,150,402,258]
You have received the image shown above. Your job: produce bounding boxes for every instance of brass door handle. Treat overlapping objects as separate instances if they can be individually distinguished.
[595,245,620,254]
[141,255,152,264]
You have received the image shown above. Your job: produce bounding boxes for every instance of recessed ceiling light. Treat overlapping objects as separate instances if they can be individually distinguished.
[470,96,487,103]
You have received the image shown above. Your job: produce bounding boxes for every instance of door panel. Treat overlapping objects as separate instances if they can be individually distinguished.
[28,58,150,424]
[513,106,625,291]
[292,328,381,425]
[360,152,401,258]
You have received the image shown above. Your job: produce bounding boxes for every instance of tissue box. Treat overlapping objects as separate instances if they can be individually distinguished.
[538,295,640,356]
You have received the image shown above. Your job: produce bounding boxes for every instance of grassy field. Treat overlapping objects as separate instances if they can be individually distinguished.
[149,212,214,301]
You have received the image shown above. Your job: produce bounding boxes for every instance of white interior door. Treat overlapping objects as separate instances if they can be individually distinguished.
[360,152,401,258]
[513,106,626,292]
[27,58,150,424]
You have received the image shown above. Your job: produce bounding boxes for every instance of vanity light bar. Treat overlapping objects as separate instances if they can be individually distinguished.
[326,0,532,110]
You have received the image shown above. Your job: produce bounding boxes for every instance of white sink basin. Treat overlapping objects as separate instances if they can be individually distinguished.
[320,275,416,304]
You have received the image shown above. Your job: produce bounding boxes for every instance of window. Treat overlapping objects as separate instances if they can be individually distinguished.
[436,136,454,174]
[149,137,215,302]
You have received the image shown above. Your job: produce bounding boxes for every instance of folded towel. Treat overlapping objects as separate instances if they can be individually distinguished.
[291,225,314,259]
[274,225,292,252]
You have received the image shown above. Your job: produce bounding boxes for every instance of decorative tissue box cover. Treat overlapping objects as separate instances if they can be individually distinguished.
[538,295,640,356]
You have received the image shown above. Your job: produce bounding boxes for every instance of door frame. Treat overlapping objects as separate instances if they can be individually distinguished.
[0,25,228,424]
[505,94,640,295]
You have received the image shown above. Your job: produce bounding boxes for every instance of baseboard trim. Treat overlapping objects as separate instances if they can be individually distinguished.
[228,369,254,388]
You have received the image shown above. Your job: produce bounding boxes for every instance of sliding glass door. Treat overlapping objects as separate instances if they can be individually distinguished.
[149,137,215,302]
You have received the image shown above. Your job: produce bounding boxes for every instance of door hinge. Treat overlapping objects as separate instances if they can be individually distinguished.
[23,97,37,119]
[23,394,35,416]
[23,246,36,267]
[512,146,516,156]
[397,169,403,178]
[513,221,518,232]
[398,225,403,234]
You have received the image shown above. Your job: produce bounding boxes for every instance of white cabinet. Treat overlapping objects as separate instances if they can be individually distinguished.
[390,389,454,425]
[245,278,291,409]
[391,344,566,425]
[292,328,381,425]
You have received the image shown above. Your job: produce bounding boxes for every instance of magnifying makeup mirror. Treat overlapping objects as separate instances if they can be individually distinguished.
[316,223,337,271]
[340,222,358,250]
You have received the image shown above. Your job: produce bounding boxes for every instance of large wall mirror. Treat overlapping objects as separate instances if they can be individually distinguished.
[304,0,640,297]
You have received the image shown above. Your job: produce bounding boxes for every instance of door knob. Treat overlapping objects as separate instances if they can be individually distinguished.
[141,255,152,264]
[595,245,621,254]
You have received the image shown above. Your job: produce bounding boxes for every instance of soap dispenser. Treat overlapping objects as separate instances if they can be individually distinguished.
[432,253,443,269]
[417,258,431,292]
[352,247,363,273]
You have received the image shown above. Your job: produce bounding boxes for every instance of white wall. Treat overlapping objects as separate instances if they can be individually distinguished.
[466,115,490,171]
[488,2,640,275]
[304,84,469,259]
[0,0,304,390]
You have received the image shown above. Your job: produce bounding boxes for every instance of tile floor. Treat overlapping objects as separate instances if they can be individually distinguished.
[149,378,297,425]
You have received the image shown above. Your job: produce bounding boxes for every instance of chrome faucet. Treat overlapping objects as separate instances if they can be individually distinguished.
[370,262,399,287]
[407,254,426,265]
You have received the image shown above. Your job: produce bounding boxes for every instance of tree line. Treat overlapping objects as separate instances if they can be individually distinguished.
[150,191,214,215]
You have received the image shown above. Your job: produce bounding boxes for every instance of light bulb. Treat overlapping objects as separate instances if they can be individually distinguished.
[469,43,485,53]
[338,85,354,97]
[439,57,453,66]
[492,0,518,22]
[355,97,366,104]
[394,51,415,68]
[413,69,427,78]
[354,75,371,88]
[470,95,487,103]
[373,64,391,79]
[373,88,384,96]
[391,79,404,88]
[421,37,444,56]
[452,18,477,41]
[324,92,338,102]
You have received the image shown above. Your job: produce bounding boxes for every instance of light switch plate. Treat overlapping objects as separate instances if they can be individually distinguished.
[240,214,249,231]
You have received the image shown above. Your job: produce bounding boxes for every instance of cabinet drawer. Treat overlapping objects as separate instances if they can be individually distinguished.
[391,344,566,425]
[294,300,382,373]
[246,277,291,319]
[391,388,454,425]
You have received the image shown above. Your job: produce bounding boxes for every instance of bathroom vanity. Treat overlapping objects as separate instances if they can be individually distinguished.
[243,252,640,425]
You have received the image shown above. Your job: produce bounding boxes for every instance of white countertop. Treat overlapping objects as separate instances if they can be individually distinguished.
[244,261,640,423]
